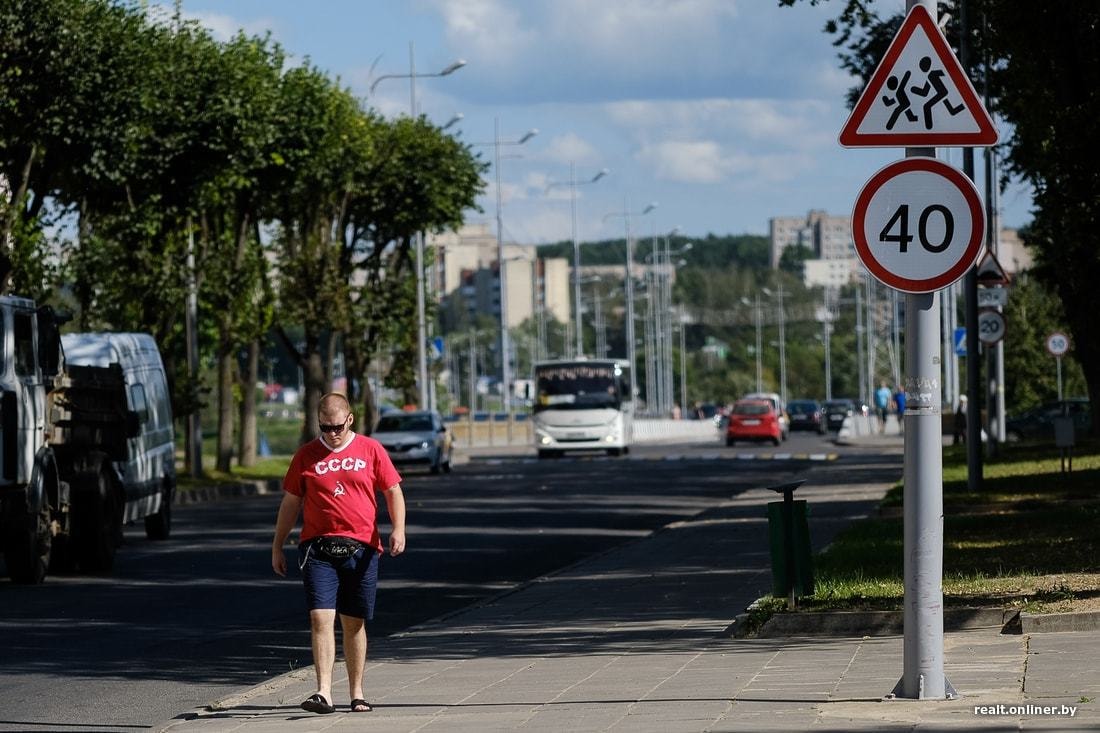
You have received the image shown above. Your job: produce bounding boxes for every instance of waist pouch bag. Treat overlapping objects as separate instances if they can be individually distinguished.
[314,536,365,559]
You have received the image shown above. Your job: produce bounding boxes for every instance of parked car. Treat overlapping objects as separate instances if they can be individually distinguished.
[725,399,782,447]
[822,398,857,432]
[373,410,452,474]
[1005,398,1091,443]
[743,392,789,440]
[787,399,827,434]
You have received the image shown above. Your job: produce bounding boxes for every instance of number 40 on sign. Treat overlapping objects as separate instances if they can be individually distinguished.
[852,157,985,294]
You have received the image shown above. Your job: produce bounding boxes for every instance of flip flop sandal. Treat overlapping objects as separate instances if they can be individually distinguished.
[300,693,335,714]
[350,698,373,713]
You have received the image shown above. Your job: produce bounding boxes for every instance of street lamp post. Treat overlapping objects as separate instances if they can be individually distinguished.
[369,42,466,411]
[742,294,764,394]
[604,200,657,398]
[761,285,787,405]
[661,229,686,415]
[547,165,609,357]
[490,120,537,418]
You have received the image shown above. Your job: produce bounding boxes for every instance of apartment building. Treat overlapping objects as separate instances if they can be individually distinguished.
[428,223,570,330]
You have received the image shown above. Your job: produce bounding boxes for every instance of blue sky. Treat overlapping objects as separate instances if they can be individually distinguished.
[169,0,1033,245]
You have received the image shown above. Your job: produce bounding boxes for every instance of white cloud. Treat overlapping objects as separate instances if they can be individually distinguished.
[541,133,600,167]
[429,0,536,67]
[150,4,279,43]
[424,0,839,103]
[638,140,730,184]
[596,97,837,185]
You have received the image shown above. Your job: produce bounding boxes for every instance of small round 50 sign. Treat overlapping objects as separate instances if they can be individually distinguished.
[1046,332,1070,357]
[852,157,985,293]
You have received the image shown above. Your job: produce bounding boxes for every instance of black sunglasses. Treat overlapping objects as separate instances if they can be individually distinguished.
[319,417,350,434]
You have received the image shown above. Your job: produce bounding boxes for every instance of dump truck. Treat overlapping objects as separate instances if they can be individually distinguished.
[0,295,175,583]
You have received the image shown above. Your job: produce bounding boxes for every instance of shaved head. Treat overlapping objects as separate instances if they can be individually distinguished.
[319,392,351,420]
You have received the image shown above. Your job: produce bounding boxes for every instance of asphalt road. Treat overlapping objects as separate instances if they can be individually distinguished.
[0,431,856,732]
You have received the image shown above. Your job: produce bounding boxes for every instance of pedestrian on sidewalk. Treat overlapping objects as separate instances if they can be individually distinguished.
[272,392,407,715]
[953,394,968,444]
[893,386,906,434]
[875,381,893,434]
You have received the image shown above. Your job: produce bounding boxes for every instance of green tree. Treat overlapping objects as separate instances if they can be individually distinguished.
[266,66,365,444]
[779,244,814,279]
[340,115,486,430]
[1003,273,1086,412]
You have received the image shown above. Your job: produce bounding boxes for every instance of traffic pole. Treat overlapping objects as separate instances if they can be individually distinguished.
[892,0,954,700]
[895,287,955,699]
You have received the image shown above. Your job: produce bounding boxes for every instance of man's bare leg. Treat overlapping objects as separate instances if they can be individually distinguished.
[309,609,337,703]
[341,613,368,707]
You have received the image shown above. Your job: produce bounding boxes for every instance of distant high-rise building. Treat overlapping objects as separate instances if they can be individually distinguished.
[769,209,853,269]
[428,223,569,330]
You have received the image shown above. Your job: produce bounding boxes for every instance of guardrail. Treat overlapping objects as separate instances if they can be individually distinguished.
[450,417,721,448]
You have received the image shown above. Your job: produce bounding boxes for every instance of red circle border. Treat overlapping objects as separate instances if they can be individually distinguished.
[852,157,985,293]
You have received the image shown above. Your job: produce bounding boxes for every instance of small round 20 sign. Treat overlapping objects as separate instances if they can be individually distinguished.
[852,157,986,293]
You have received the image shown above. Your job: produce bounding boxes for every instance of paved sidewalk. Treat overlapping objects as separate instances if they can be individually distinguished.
[159,452,1099,732]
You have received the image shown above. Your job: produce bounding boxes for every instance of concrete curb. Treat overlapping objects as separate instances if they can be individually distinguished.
[175,478,280,504]
[1003,609,1100,634]
[756,607,1012,637]
[739,605,1100,638]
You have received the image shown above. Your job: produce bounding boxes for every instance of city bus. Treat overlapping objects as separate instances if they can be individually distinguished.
[531,359,633,458]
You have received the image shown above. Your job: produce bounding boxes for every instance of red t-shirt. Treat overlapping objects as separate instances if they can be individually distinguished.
[283,433,402,552]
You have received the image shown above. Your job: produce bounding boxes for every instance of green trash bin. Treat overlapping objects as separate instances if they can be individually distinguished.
[767,498,815,600]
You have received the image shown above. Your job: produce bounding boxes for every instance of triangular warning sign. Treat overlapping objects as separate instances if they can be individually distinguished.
[839,5,997,147]
[976,249,1010,286]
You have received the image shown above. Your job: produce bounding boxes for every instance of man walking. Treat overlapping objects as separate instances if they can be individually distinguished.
[272,392,406,715]
[875,381,893,434]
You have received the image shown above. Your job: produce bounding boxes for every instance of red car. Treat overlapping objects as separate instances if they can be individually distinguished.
[725,399,782,446]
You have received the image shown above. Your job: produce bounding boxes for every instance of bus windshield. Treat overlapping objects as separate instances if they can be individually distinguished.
[534,362,623,412]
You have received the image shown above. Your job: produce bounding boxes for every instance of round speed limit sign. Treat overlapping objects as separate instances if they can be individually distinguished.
[1046,332,1070,356]
[978,309,1005,344]
[852,157,985,293]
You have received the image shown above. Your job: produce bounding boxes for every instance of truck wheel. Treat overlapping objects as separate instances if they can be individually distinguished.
[74,467,121,573]
[48,532,76,574]
[4,503,51,584]
[144,478,173,540]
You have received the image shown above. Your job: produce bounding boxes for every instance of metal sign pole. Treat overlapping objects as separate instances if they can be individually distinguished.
[897,288,953,699]
[841,0,994,700]
[895,0,952,700]
[1057,356,1063,401]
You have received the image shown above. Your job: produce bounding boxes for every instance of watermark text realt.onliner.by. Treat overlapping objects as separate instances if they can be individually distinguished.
[973,704,1076,717]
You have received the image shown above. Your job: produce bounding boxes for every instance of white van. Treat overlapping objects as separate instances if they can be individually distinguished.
[60,333,176,538]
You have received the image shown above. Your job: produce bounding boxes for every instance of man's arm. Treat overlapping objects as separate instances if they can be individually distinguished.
[382,485,406,556]
[272,492,303,576]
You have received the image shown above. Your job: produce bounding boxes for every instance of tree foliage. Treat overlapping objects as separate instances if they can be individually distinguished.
[0,0,485,460]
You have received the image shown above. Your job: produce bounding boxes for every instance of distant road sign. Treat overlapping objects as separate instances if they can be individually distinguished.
[954,327,967,356]
[977,287,1008,307]
[977,309,1005,345]
[852,157,985,293]
[975,250,1011,286]
[839,4,997,147]
[1046,332,1070,357]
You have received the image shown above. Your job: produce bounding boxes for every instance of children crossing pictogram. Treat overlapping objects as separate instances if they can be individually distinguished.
[910,56,966,129]
[883,71,918,130]
[839,4,997,147]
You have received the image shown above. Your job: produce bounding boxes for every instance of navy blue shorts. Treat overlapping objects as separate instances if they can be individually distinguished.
[298,540,380,620]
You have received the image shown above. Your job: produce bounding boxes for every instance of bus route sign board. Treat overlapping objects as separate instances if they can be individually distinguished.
[852,157,985,293]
